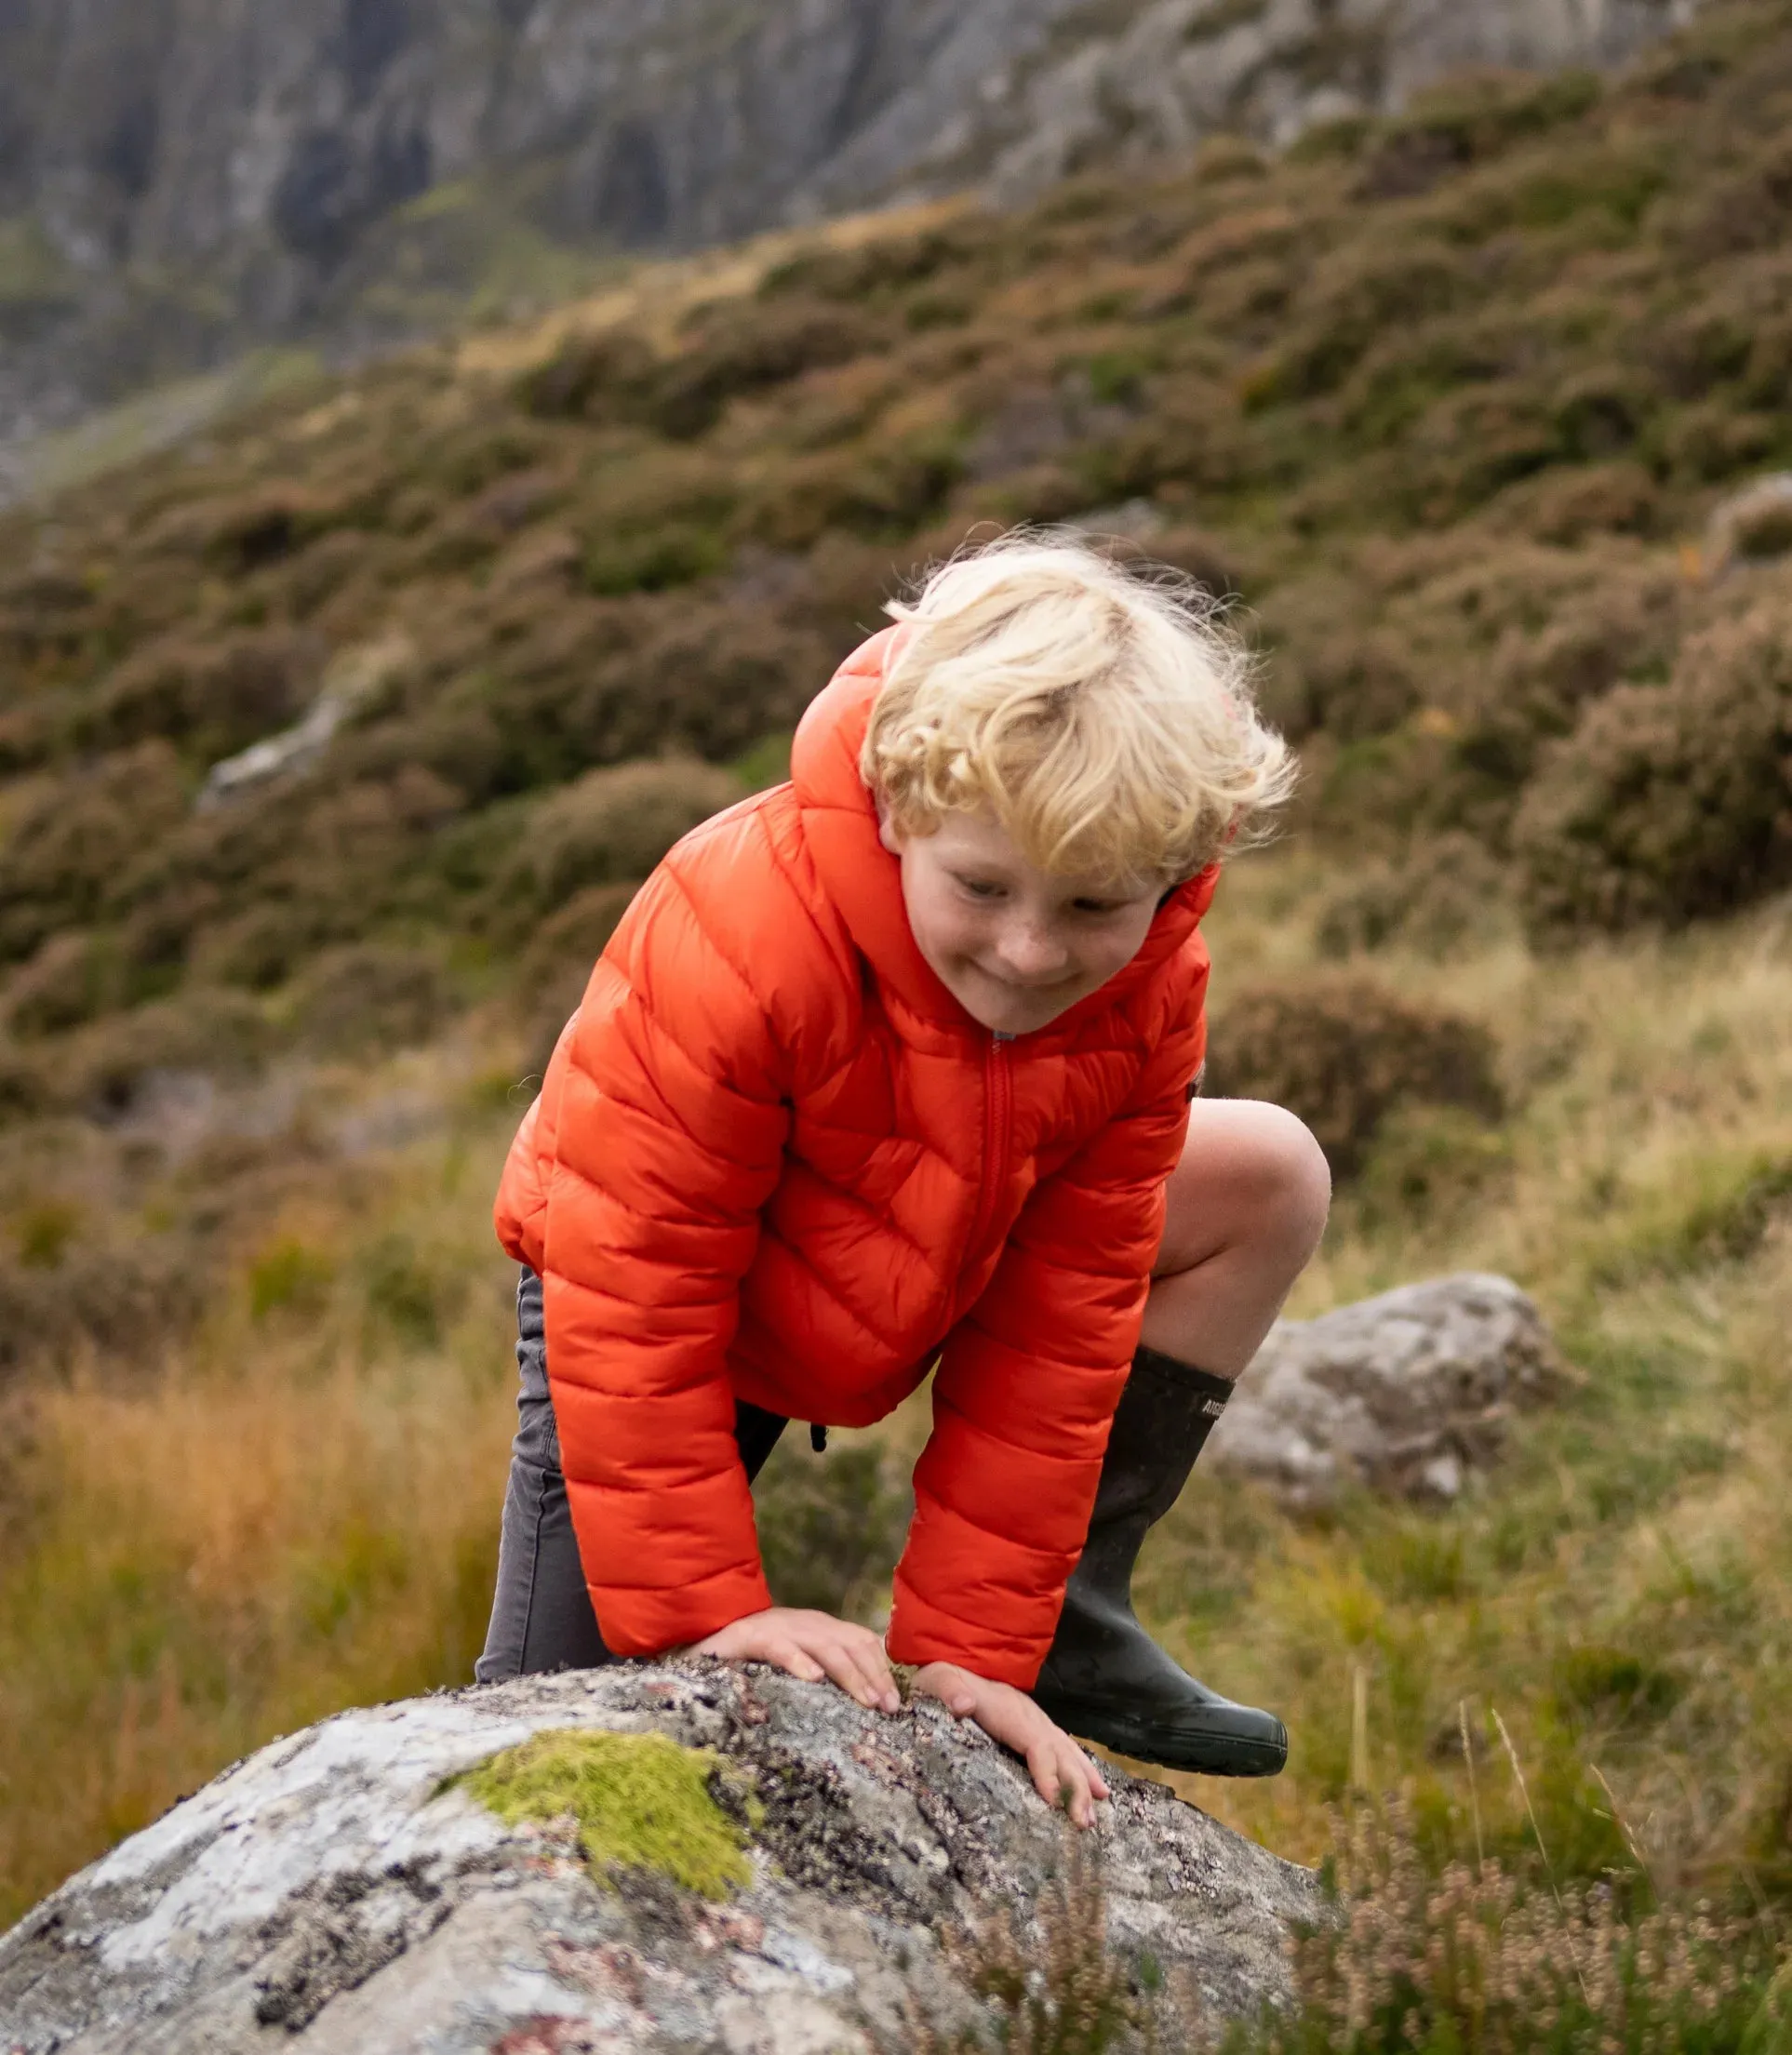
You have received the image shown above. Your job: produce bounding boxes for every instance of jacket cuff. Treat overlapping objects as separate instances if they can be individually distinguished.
[594,1565,774,1658]
[885,1588,1050,1690]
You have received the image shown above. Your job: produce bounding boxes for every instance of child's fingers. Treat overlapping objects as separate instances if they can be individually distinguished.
[810,1638,890,1709]
[766,1637,828,1685]
[851,1635,901,1709]
[820,1628,894,1710]
[1027,1738,1103,1828]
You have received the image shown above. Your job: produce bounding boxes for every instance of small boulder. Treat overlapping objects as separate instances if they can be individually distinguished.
[1210,1273,1560,1505]
[0,1662,1317,2053]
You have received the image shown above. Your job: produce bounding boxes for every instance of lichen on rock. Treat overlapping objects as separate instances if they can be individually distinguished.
[0,1661,1319,2052]
[454,1727,760,1900]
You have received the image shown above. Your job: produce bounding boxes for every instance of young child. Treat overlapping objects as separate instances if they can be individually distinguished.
[476,533,1330,1827]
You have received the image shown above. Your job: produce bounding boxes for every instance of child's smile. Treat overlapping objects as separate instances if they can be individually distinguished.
[879,805,1163,1036]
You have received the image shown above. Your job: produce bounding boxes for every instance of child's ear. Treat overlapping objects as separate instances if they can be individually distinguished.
[875,793,904,859]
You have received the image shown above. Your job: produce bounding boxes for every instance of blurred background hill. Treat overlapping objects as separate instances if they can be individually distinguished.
[2,0,1693,495]
[3,0,1791,2041]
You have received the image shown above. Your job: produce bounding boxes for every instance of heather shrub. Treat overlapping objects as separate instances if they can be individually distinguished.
[515,882,641,1078]
[739,427,965,550]
[141,484,348,577]
[518,327,658,421]
[294,943,458,1056]
[80,629,323,763]
[501,759,742,914]
[1316,834,1509,960]
[1241,1804,1775,2055]
[4,931,121,1037]
[647,297,889,439]
[1451,566,1682,796]
[1516,602,1792,935]
[1357,69,1604,201]
[0,1040,49,1125]
[0,1230,206,1373]
[0,744,188,965]
[1497,459,1662,544]
[1250,240,1476,405]
[63,987,274,1115]
[1203,979,1504,1177]
[583,521,728,596]
[515,883,639,1005]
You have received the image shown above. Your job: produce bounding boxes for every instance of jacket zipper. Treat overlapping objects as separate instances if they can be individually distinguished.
[965,1030,1014,1274]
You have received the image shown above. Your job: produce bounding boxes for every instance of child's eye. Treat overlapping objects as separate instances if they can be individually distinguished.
[956,877,1004,900]
[1073,899,1123,916]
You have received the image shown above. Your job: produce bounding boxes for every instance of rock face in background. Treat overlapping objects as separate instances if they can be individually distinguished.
[1212,1273,1563,1506]
[0,0,1696,469]
[0,1661,1316,2053]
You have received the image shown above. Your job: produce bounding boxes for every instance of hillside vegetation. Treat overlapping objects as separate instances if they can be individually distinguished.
[3,2,1792,2034]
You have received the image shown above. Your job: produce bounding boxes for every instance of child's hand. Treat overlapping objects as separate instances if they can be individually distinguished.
[910,1662,1111,1828]
[689,1608,902,1715]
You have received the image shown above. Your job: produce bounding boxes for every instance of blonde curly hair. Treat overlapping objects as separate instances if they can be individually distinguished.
[861,530,1294,888]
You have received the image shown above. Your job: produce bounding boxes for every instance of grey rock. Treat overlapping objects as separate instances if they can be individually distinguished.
[1704,472,1792,577]
[0,0,1699,489]
[196,630,411,810]
[0,1661,1317,2053]
[1211,1273,1561,1505]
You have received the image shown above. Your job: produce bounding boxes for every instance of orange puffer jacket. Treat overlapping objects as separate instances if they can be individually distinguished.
[493,626,1215,1688]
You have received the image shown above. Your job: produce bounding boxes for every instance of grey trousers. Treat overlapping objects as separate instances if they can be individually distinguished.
[475,1266,789,1682]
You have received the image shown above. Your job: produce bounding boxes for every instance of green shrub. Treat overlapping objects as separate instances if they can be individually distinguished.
[247,1236,336,1320]
[1516,601,1792,935]
[583,521,728,595]
[1204,978,1504,1177]
[503,759,742,914]
[754,1437,910,1621]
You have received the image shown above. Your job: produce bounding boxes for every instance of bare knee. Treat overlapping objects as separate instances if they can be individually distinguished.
[1161,1099,1331,1274]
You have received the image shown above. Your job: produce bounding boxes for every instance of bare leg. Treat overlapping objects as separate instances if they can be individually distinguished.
[1139,1099,1331,1380]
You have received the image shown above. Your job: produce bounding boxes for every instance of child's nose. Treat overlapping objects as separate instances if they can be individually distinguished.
[995,919,1070,982]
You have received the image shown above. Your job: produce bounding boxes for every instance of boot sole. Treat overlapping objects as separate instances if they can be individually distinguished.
[1034,1692,1289,1779]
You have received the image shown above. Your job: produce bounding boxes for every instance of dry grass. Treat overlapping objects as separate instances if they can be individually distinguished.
[0,1116,519,1927]
[1135,861,1792,1912]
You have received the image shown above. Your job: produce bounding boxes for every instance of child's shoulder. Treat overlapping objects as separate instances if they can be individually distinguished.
[658,781,833,937]
[613,781,860,1061]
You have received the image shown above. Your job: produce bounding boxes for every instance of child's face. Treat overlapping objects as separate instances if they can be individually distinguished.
[878,804,1162,1036]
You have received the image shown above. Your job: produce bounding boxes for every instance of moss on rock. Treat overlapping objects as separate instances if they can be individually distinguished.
[458,1728,760,1899]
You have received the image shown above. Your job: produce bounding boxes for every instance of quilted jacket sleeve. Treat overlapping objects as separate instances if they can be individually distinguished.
[886,994,1208,1688]
[540,840,796,1657]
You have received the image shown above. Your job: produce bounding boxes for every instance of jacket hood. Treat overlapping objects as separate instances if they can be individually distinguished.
[790,626,1217,1039]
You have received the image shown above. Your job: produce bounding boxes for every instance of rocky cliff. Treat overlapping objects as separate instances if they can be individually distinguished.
[1,0,1697,457]
[0,1661,1317,2052]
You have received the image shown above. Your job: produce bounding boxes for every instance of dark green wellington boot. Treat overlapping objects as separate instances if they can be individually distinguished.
[1032,1344,1289,1777]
